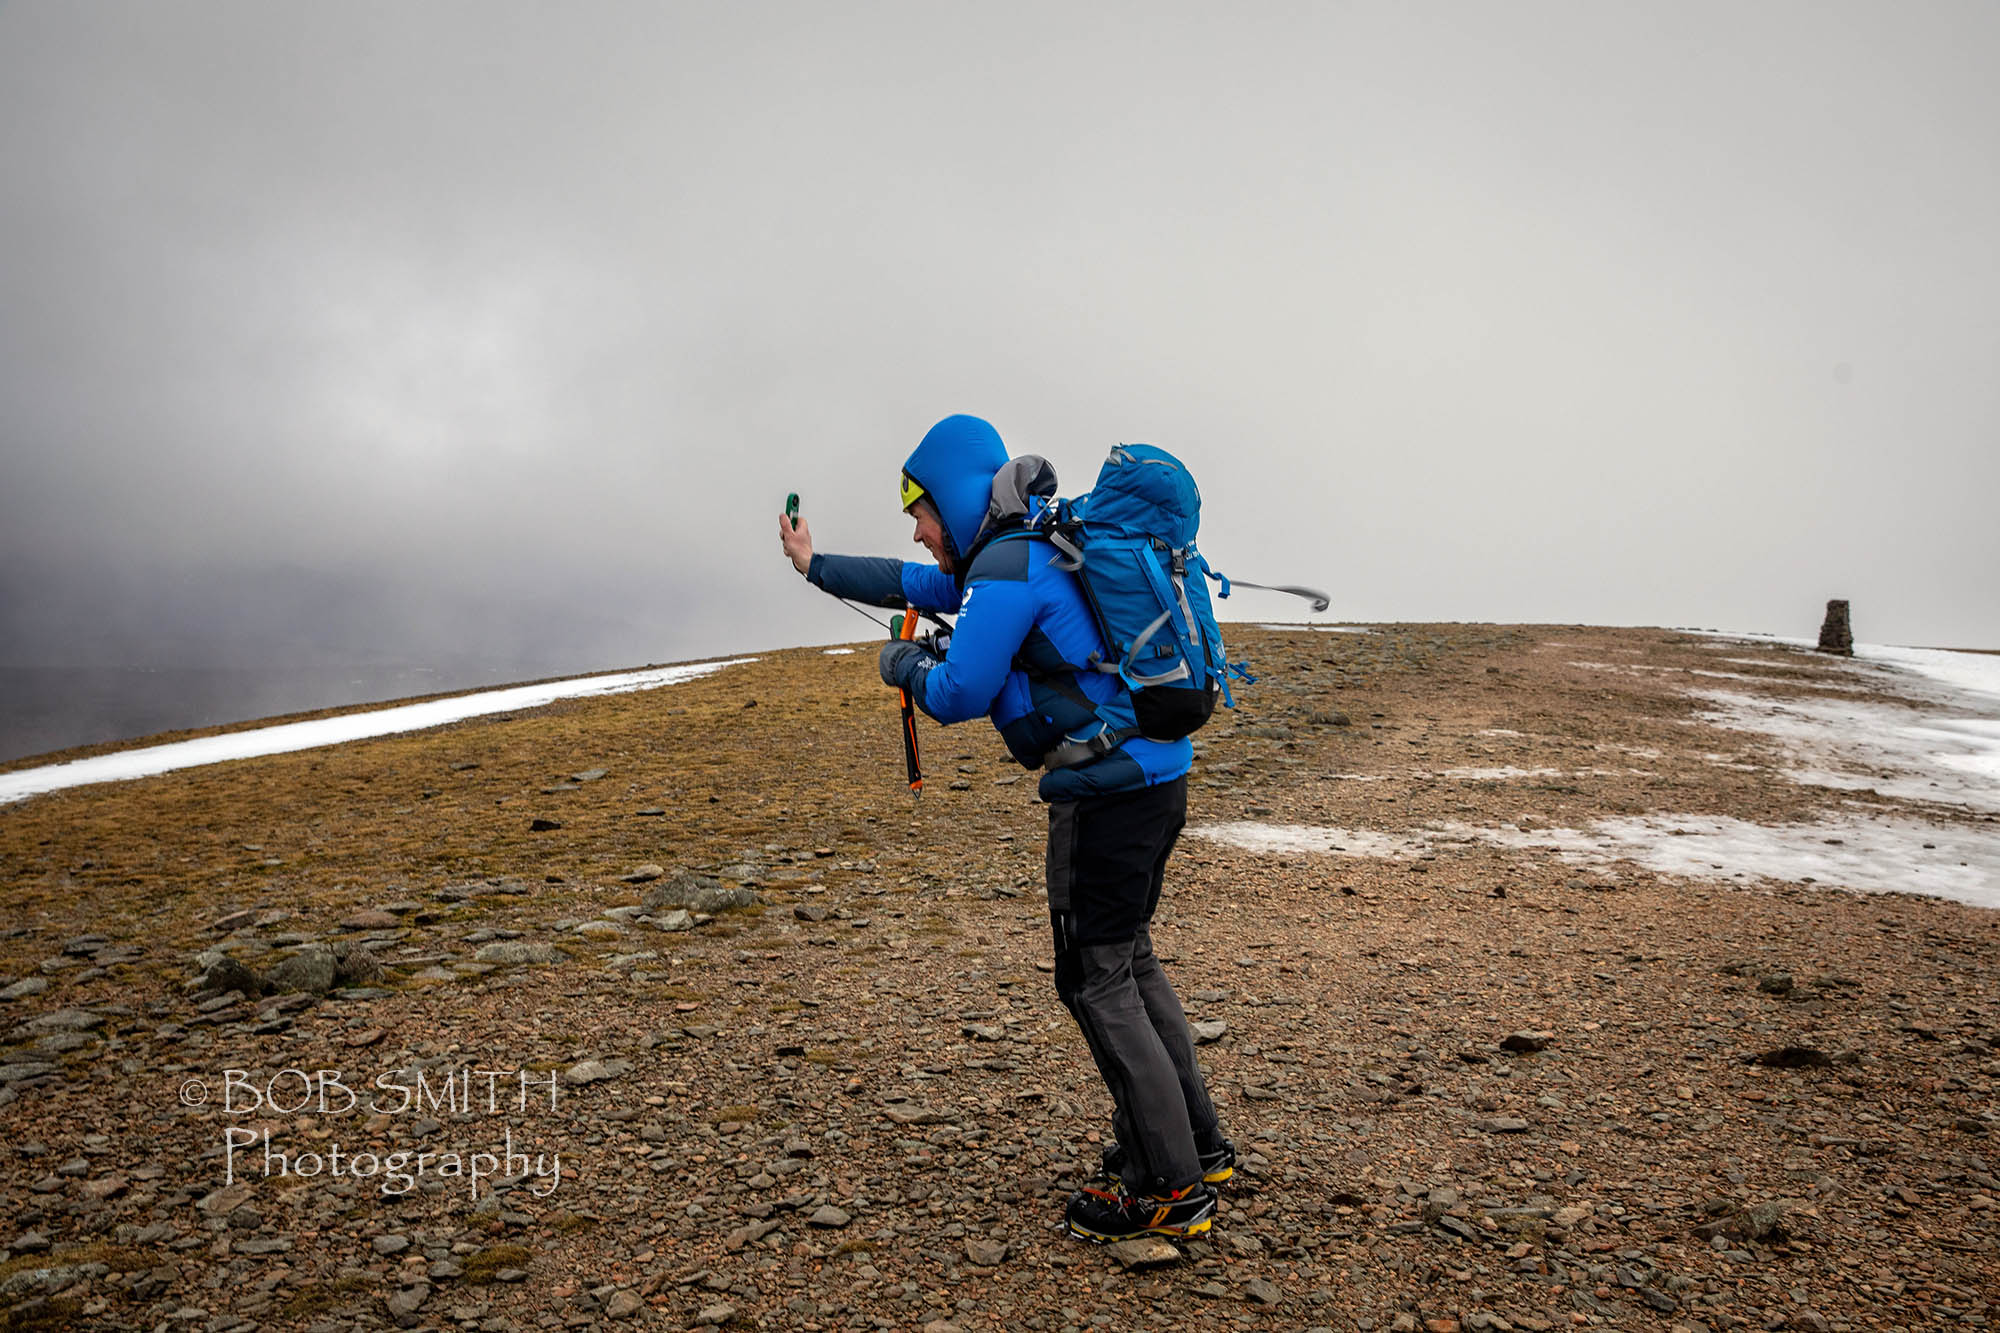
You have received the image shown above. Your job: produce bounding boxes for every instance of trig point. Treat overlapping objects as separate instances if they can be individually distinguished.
[1816,599,1854,656]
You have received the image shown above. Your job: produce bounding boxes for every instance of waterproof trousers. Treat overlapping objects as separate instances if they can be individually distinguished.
[1046,775,1225,1196]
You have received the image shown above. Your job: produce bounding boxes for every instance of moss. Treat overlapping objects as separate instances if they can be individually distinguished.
[0,1245,147,1281]
[711,1104,759,1123]
[0,1296,86,1333]
[462,1243,534,1284]
[279,1285,338,1319]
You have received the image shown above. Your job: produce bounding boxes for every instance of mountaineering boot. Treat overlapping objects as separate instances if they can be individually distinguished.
[1064,1180,1217,1243]
[1098,1138,1237,1189]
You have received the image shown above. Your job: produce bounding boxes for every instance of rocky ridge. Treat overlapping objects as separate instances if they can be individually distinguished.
[0,625,1995,1332]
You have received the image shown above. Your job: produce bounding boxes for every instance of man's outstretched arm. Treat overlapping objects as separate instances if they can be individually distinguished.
[779,512,961,613]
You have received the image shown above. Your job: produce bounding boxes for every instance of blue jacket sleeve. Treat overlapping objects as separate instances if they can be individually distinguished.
[808,555,964,614]
[808,554,908,607]
[899,563,961,614]
[909,575,1035,725]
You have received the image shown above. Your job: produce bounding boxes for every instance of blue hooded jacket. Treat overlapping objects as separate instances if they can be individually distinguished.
[807,415,1192,801]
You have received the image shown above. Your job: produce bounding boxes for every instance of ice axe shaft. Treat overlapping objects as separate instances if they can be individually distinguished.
[892,611,922,801]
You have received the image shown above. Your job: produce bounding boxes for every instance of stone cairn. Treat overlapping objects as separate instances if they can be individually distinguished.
[1816,599,1854,656]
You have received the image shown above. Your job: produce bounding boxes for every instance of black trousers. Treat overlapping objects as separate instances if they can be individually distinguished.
[1046,775,1223,1195]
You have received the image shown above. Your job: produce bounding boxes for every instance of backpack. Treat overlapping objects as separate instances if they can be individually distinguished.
[1021,443,1236,744]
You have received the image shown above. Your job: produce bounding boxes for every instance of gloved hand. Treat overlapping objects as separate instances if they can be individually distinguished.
[879,639,934,692]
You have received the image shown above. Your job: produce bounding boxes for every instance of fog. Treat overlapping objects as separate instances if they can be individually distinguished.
[4,2,1996,726]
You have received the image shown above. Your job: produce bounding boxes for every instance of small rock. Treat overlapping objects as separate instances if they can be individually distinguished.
[385,1283,430,1318]
[1244,1276,1282,1306]
[34,1031,93,1053]
[697,1304,736,1327]
[529,817,562,832]
[881,1105,950,1126]
[1747,1046,1832,1068]
[0,976,48,1002]
[1694,1197,1802,1242]
[964,1237,1007,1266]
[565,1059,633,1085]
[473,941,562,965]
[1107,1237,1182,1269]
[605,1289,643,1318]
[1500,1031,1553,1053]
[1476,1116,1531,1133]
[652,910,695,933]
[808,1206,851,1228]
[621,864,665,884]
[374,1234,411,1255]
[1191,1019,1229,1044]
[1757,972,1794,996]
[339,910,403,931]
[572,768,609,782]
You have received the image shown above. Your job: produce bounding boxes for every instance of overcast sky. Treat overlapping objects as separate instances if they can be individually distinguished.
[3,0,1995,679]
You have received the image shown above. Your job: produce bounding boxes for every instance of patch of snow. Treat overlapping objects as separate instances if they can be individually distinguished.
[1694,633,2000,704]
[1692,689,2000,814]
[1194,815,2000,908]
[1188,823,1432,859]
[1573,659,1873,690]
[0,659,756,807]
[1717,657,1852,675]
[1435,766,1649,781]
[1253,624,1375,634]
[1862,643,2000,707]
[1438,815,1999,910]
[822,648,857,655]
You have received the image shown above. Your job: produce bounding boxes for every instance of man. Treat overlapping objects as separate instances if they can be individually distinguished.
[777,413,1234,1242]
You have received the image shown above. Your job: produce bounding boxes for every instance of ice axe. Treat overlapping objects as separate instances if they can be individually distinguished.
[890,610,922,801]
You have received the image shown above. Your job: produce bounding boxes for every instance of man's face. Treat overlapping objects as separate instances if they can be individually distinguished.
[907,497,952,572]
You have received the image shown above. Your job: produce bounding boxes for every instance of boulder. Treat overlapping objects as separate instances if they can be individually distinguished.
[642,873,758,914]
[188,952,261,997]
[266,944,339,995]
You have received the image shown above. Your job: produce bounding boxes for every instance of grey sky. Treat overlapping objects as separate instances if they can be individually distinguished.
[3,0,1996,678]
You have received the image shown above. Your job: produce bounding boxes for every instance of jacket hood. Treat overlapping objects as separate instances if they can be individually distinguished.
[902,414,1010,561]
[973,455,1059,548]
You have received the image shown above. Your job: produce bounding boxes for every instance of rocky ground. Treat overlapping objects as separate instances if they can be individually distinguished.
[1,624,1996,1333]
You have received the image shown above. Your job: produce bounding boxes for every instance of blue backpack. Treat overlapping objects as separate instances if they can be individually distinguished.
[1025,444,1237,743]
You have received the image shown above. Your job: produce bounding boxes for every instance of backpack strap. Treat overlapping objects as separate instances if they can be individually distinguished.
[1203,567,1330,613]
[1041,725,1142,771]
